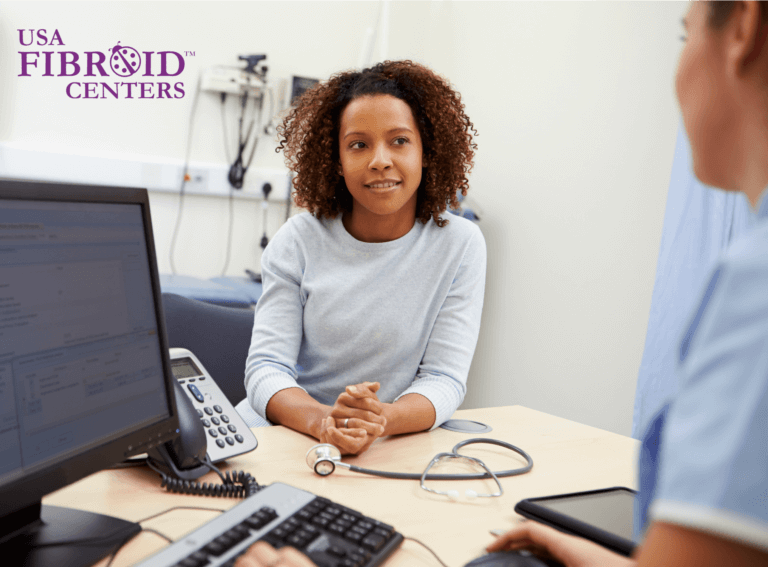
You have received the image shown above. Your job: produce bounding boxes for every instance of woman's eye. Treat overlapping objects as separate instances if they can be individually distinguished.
[350,141,365,149]
[393,137,408,145]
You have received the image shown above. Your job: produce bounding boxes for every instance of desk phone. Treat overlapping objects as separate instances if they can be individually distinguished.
[169,348,258,463]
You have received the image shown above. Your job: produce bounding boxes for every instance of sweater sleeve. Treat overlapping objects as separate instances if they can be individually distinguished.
[244,222,308,420]
[395,227,487,430]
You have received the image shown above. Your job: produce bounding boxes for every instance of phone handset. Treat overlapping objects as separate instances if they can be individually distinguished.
[146,348,260,497]
[147,379,209,479]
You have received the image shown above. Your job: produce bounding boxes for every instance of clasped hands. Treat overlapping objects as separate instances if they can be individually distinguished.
[316,381,387,456]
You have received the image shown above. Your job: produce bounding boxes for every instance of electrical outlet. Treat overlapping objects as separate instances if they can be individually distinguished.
[243,168,292,202]
[184,168,209,193]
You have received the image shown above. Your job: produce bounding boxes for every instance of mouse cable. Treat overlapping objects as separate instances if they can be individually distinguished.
[104,527,171,567]
[106,504,231,567]
[404,536,450,567]
[136,504,228,525]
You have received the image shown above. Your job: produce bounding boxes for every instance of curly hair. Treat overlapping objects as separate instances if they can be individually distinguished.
[276,60,477,227]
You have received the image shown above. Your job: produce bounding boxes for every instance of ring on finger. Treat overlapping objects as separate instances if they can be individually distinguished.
[343,418,349,428]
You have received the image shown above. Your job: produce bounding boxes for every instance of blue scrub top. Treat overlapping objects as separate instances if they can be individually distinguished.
[635,188,768,552]
[632,126,755,439]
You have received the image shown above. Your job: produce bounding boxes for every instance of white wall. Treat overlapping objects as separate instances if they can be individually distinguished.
[382,1,686,436]
[0,1,687,436]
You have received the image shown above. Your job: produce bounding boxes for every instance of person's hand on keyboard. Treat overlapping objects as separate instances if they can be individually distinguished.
[486,521,636,567]
[320,382,387,455]
[235,541,317,567]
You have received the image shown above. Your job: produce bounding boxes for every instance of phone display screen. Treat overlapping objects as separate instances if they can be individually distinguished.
[171,358,202,380]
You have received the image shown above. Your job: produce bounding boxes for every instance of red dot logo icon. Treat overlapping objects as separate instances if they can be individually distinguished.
[109,42,141,77]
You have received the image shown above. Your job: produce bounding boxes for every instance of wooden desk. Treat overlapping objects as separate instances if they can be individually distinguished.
[43,406,639,567]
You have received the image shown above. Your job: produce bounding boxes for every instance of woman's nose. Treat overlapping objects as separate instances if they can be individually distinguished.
[369,144,392,170]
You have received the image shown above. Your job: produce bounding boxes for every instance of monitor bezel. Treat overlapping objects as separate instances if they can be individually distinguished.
[0,179,180,521]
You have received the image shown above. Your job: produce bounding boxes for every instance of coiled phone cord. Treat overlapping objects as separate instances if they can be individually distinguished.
[146,456,261,498]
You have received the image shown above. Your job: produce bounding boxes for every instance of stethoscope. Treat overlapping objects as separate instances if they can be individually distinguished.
[305,438,533,497]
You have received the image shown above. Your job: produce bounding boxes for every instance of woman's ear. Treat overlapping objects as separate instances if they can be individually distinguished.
[727,0,768,75]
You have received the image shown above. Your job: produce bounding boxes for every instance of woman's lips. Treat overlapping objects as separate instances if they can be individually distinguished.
[366,181,401,191]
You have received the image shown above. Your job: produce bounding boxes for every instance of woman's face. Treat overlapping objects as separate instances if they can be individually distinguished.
[675,2,739,190]
[338,94,423,222]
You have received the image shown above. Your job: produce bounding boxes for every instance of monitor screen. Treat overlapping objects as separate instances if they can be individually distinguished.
[0,181,179,566]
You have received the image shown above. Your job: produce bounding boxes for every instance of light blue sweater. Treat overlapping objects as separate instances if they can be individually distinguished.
[238,212,486,430]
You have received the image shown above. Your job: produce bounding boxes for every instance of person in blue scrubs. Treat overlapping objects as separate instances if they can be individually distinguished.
[235,1,768,566]
[487,2,768,566]
[631,126,754,439]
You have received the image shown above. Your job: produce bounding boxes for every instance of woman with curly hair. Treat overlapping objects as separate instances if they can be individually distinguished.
[235,60,485,456]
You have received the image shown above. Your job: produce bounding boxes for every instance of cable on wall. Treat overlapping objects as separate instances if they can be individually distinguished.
[169,74,203,275]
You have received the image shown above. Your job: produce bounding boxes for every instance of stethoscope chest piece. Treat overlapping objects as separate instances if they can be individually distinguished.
[306,443,342,476]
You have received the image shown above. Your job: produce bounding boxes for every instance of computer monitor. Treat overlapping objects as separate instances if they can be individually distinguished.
[0,180,180,566]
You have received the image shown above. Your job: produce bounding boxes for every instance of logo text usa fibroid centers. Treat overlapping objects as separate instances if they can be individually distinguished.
[18,29,191,99]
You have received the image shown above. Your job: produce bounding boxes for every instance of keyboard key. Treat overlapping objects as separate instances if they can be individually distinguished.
[228,424,237,433]
[355,520,373,531]
[226,436,235,445]
[214,405,223,413]
[311,516,330,527]
[284,517,302,530]
[218,426,228,436]
[196,409,203,417]
[204,407,213,416]
[211,417,220,426]
[235,434,244,443]
[202,419,211,428]
[216,439,225,448]
[361,534,386,552]
[344,530,363,543]
[221,414,230,423]
[203,540,226,556]
[327,545,347,557]
[375,521,394,533]
[177,552,207,567]
[208,429,218,438]
[334,519,352,529]
[373,527,392,538]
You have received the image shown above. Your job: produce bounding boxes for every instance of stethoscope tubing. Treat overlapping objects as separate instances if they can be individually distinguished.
[344,438,533,480]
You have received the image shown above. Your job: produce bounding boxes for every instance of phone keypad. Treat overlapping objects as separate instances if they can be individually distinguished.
[199,405,246,446]
[173,360,256,465]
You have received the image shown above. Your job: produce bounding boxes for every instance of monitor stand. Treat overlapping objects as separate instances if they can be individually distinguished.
[1,503,141,567]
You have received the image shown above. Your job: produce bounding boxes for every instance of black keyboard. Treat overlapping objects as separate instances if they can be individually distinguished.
[134,483,404,567]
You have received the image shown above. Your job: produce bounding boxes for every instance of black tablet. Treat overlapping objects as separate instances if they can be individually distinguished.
[514,487,637,556]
